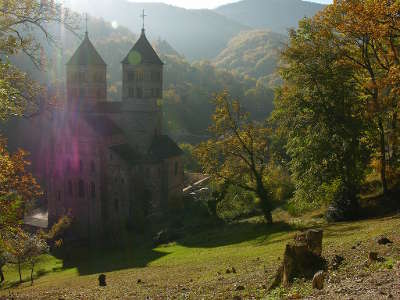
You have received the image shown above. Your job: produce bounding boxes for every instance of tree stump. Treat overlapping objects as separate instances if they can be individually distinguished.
[269,229,326,290]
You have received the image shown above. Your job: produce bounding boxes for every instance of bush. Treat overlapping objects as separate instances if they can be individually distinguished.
[217,186,259,221]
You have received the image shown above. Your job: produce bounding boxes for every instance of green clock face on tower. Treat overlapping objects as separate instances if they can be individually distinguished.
[128,51,142,66]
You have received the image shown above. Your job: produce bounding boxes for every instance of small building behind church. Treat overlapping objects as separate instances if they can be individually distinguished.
[43,27,184,239]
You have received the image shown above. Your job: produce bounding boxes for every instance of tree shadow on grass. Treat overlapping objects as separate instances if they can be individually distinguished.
[322,224,363,239]
[50,220,296,276]
[179,220,295,249]
[53,239,168,276]
[1,267,55,290]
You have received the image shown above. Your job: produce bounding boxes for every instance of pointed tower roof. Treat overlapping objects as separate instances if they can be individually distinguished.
[67,32,106,66]
[122,29,163,65]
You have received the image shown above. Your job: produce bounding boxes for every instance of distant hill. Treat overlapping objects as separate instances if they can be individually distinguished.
[215,0,325,34]
[215,29,286,87]
[65,0,249,61]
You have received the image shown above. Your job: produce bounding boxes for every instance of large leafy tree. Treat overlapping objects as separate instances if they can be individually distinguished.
[317,0,400,194]
[272,17,370,219]
[0,137,42,233]
[194,91,274,223]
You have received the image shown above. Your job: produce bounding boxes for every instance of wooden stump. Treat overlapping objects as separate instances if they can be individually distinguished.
[269,229,326,289]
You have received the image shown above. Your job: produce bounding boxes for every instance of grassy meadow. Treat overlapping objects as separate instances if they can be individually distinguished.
[1,210,399,299]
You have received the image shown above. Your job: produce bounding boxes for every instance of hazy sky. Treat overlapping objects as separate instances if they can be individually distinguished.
[128,0,333,9]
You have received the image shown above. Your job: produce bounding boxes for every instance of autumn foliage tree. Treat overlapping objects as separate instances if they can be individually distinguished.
[273,0,400,219]
[195,91,274,223]
[315,0,400,194]
[0,137,42,236]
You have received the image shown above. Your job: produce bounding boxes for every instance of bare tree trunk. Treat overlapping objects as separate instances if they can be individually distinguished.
[0,267,4,283]
[256,177,273,224]
[391,112,398,168]
[379,119,388,195]
[30,262,35,285]
[18,260,22,284]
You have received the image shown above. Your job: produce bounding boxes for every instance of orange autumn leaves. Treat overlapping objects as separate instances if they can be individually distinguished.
[0,137,42,230]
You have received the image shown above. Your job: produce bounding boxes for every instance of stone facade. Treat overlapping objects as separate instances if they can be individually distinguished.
[44,29,184,239]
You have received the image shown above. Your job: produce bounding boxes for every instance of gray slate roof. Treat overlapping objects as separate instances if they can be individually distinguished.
[149,135,183,160]
[67,33,106,66]
[93,101,122,113]
[84,115,122,136]
[122,29,163,65]
[110,144,142,164]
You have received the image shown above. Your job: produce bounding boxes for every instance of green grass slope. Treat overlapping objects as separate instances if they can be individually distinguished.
[1,213,400,299]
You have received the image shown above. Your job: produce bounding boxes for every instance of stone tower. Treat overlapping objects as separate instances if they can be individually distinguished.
[66,32,107,111]
[121,28,164,152]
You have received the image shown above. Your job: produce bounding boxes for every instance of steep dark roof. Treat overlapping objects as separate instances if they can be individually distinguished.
[149,135,183,160]
[110,144,142,164]
[67,33,106,66]
[84,115,122,136]
[122,29,163,65]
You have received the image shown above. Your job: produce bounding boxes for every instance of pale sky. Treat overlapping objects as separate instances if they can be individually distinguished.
[128,0,333,9]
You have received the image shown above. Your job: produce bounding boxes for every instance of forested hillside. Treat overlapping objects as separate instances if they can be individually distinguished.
[215,0,325,33]
[11,17,274,141]
[215,29,286,87]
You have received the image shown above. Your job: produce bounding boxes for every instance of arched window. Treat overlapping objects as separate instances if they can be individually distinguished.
[78,180,85,198]
[136,70,144,81]
[96,89,102,98]
[128,87,135,97]
[136,87,143,99]
[65,159,71,172]
[79,71,87,82]
[127,71,135,81]
[114,198,119,211]
[90,182,96,198]
[174,161,179,176]
[68,180,73,197]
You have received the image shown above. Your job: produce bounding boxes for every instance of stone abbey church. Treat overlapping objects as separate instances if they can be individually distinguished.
[44,27,184,239]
